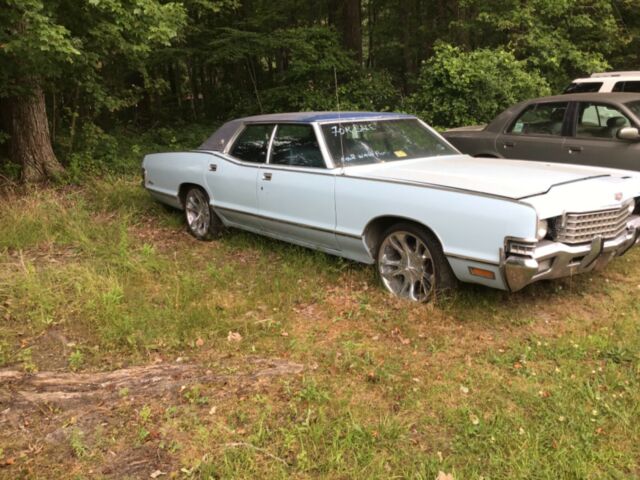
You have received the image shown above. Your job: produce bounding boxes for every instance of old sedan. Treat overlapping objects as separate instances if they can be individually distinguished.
[443,93,640,170]
[142,112,640,302]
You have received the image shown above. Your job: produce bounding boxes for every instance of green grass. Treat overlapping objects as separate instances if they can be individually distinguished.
[1,176,639,479]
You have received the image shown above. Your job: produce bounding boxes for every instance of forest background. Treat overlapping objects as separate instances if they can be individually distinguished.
[1,0,639,182]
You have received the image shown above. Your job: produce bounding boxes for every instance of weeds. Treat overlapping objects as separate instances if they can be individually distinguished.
[1,177,639,478]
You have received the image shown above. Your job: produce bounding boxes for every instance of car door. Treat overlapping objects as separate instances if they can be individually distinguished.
[205,123,275,231]
[560,101,640,170]
[257,123,339,251]
[495,101,569,162]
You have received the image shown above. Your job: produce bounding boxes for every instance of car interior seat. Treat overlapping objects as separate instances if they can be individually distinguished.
[606,116,627,138]
[549,108,566,135]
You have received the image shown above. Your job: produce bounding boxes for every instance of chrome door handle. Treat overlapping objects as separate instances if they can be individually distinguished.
[262,172,272,181]
[568,146,583,154]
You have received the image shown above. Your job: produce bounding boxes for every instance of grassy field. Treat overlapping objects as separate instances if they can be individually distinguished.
[1,176,639,479]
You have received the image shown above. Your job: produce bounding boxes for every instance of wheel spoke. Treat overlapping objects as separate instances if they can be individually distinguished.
[398,275,411,297]
[381,257,401,267]
[397,233,413,255]
[388,234,405,255]
[380,265,403,279]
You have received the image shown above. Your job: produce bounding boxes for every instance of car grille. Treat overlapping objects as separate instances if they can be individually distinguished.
[551,203,633,244]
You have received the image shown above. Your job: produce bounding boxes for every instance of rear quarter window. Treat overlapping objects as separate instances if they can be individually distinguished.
[563,82,603,94]
[613,81,640,93]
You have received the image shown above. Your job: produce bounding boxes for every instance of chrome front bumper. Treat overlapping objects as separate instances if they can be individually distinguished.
[504,216,640,292]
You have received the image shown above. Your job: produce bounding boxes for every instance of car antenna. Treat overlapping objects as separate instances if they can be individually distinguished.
[334,66,345,170]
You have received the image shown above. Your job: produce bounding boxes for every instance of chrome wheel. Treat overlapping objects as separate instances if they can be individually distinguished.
[185,188,211,238]
[378,230,435,302]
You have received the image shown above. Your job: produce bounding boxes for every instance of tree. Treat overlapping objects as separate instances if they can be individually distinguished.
[410,43,551,128]
[452,0,626,88]
[0,0,186,182]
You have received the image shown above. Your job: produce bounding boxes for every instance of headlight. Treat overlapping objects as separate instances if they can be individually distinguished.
[536,219,548,240]
[627,199,635,214]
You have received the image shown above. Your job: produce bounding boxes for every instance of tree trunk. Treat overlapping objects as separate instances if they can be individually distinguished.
[342,0,363,64]
[8,82,64,183]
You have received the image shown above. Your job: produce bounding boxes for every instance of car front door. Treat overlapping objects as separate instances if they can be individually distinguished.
[495,101,569,162]
[257,123,339,251]
[205,123,275,231]
[560,101,640,170]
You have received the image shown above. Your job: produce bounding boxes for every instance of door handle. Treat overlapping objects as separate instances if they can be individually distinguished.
[503,141,515,148]
[568,146,583,154]
[209,164,217,172]
[262,172,272,181]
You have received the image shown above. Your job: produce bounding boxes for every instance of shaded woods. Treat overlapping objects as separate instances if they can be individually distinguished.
[1,0,639,181]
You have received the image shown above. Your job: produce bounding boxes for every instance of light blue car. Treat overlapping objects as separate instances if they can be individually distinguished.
[142,112,640,301]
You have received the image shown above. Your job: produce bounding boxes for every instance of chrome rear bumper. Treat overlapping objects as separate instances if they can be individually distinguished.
[504,216,640,292]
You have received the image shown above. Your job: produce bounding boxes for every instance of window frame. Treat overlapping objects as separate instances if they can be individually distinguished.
[572,101,638,142]
[227,123,277,165]
[265,123,329,170]
[505,101,571,138]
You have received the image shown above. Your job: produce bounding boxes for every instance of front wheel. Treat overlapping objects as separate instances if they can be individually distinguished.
[184,187,223,241]
[377,223,457,302]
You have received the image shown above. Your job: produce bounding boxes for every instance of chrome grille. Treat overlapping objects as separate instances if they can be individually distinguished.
[552,203,633,244]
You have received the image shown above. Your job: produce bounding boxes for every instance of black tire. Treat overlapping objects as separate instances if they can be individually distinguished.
[376,222,457,302]
[184,186,224,241]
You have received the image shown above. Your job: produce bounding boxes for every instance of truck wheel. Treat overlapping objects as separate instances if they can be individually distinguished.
[377,222,457,302]
[184,187,223,241]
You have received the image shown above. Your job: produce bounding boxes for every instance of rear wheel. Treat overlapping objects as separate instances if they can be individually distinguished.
[377,223,457,302]
[184,187,223,241]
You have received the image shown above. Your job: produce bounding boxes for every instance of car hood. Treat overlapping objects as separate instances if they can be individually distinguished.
[344,155,639,206]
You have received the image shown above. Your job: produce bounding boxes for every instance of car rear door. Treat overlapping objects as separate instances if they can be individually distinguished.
[559,101,640,170]
[494,101,569,162]
[257,123,339,251]
[205,123,274,231]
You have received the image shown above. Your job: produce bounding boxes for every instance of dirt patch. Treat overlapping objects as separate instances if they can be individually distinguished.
[1,358,303,424]
[0,357,304,478]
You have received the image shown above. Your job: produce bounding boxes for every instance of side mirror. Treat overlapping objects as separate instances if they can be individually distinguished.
[617,127,640,141]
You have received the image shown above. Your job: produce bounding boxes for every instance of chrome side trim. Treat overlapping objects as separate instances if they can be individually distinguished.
[195,151,339,176]
[444,252,500,266]
[196,150,536,207]
[517,175,612,200]
[213,206,362,240]
[343,173,536,205]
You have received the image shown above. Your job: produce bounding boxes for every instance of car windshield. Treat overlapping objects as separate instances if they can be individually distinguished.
[626,100,640,119]
[320,118,457,167]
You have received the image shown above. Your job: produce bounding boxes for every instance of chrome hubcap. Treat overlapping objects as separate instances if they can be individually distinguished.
[378,231,435,301]
[185,189,210,237]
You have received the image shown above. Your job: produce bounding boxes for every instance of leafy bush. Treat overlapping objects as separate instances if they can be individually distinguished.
[56,123,214,183]
[409,43,551,128]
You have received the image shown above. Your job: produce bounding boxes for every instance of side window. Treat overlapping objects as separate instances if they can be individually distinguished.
[577,103,632,139]
[613,81,640,93]
[563,82,602,94]
[508,102,568,136]
[230,124,274,163]
[270,124,326,168]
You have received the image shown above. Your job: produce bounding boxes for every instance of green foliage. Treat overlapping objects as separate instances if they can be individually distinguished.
[455,0,624,89]
[2,0,640,181]
[409,43,551,128]
[0,0,80,97]
[68,349,84,371]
